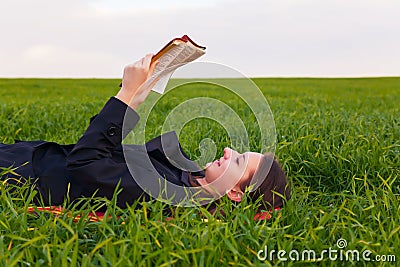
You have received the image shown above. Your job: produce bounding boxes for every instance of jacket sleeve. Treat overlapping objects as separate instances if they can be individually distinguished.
[66,97,145,207]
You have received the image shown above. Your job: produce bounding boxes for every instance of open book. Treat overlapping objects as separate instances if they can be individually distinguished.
[121,35,206,94]
[149,35,206,94]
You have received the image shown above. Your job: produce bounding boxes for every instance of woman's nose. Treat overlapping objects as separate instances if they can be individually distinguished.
[223,147,231,159]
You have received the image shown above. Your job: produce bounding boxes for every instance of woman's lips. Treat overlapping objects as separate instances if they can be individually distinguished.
[206,160,220,169]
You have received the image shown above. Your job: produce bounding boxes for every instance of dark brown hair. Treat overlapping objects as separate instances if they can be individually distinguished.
[243,153,291,211]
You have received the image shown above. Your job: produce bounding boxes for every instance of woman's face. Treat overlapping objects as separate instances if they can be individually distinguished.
[198,147,263,196]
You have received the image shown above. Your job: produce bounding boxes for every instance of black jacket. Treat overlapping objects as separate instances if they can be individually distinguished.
[0,97,204,208]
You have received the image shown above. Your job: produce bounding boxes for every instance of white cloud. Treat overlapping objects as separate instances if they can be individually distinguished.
[18,45,119,77]
[0,0,399,77]
[90,0,219,13]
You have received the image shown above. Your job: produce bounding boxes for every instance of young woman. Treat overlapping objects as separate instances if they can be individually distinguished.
[0,54,290,212]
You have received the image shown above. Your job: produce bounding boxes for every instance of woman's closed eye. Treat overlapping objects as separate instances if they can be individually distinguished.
[236,154,245,166]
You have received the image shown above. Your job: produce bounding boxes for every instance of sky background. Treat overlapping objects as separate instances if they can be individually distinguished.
[0,0,399,78]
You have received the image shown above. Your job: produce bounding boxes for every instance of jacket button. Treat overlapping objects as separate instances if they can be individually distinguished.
[107,126,117,136]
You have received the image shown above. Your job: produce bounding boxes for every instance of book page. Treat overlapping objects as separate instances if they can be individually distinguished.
[151,43,186,77]
[149,42,205,94]
[165,42,204,68]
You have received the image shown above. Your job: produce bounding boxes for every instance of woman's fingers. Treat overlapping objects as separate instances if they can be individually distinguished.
[147,60,158,79]
[142,54,153,70]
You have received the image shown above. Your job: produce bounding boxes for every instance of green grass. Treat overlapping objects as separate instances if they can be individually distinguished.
[0,77,399,266]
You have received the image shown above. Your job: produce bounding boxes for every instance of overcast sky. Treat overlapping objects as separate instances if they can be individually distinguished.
[0,0,399,78]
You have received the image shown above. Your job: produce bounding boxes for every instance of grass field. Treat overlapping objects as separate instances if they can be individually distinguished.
[0,77,399,266]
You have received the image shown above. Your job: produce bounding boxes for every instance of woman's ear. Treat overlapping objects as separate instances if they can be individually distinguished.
[227,188,244,202]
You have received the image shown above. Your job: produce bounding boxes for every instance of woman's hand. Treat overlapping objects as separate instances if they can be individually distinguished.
[115,54,158,110]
